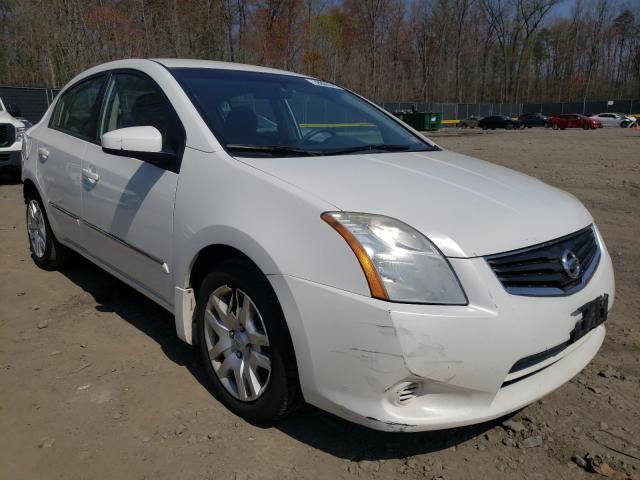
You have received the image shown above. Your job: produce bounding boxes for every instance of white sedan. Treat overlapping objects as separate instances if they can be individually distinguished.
[21,59,615,431]
[589,112,637,128]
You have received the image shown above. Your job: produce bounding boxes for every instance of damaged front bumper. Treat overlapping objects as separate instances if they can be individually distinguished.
[269,241,615,432]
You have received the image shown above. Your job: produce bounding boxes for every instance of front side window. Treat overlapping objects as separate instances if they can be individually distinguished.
[99,72,185,157]
[50,75,106,140]
[171,68,436,157]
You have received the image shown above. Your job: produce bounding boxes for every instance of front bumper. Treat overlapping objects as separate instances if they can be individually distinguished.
[270,233,615,432]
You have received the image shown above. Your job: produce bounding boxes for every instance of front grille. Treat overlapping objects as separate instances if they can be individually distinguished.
[486,226,600,296]
[0,124,16,147]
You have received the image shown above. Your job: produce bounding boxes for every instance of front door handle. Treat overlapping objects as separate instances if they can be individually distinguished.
[82,167,100,184]
[38,147,49,161]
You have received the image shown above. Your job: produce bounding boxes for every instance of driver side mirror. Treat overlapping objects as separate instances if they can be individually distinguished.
[101,126,176,171]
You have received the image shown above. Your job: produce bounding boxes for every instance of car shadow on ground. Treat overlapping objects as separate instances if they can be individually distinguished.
[59,256,506,460]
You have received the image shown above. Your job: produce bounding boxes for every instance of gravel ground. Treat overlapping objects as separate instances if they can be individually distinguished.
[1,127,639,480]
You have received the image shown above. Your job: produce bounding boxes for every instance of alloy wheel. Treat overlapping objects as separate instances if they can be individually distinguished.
[204,285,272,402]
[27,199,47,258]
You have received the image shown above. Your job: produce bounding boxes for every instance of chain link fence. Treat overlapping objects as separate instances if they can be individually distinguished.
[2,84,639,125]
[381,100,640,121]
[0,86,60,123]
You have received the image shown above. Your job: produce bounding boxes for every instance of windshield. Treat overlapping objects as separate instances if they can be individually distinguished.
[170,68,437,157]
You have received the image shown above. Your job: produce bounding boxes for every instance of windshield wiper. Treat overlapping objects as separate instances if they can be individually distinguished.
[226,144,322,157]
[323,144,413,155]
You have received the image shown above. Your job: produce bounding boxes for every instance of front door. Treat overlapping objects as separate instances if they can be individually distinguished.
[80,71,186,306]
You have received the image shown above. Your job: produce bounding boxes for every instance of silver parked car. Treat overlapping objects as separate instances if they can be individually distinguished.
[588,112,637,128]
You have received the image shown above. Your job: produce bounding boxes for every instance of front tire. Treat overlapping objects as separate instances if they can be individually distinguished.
[26,192,72,270]
[195,258,301,424]
[583,123,590,130]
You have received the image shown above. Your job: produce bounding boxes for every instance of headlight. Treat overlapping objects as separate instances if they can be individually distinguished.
[16,126,26,141]
[322,212,467,304]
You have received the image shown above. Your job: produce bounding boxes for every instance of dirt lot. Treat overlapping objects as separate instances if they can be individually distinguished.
[1,127,639,480]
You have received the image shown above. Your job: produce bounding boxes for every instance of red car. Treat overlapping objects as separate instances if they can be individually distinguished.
[548,113,601,130]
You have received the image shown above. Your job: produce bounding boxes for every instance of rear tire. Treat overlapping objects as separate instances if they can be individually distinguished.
[552,124,559,130]
[195,258,302,424]
[26,191,72,270]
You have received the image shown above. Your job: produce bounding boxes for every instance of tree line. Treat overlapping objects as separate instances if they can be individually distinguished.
[1,0,639,104]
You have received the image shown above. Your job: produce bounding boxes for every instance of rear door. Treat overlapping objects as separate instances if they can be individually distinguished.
[80,71,186,306]
[598,114,615,127]
[36,74,107,247]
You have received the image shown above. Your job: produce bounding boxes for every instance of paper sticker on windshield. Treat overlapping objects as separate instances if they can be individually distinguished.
[305,79,342,89]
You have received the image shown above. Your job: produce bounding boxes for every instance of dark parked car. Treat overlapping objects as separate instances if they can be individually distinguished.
[478,115,523,130]
[548,114,601,130]
[519,113,548,128]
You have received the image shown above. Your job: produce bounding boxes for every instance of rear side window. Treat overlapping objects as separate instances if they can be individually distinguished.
[50,75,106,140]
[99,72,185,157]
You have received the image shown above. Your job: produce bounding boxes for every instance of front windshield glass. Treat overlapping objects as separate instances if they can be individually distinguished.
[170,68,437,157]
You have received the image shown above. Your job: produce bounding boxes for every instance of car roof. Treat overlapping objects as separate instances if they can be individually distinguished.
[63,58,311,94]
[152,58,308,77]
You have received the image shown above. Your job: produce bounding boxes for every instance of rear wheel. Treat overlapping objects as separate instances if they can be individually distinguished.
[552,124,559,130]
[195,258,302,424]
[26,192,72,270]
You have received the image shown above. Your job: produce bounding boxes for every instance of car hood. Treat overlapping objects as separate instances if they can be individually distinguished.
[241,149,593,257]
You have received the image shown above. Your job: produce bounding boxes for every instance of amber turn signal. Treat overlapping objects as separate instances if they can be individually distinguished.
[321,212,388,300]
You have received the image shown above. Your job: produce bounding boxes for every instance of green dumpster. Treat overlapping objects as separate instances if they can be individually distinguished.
[394,112,442,131]
[425,112,442,130]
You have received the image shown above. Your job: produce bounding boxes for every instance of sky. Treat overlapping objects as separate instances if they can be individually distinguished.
[550,0,575,17]
[549,0,638,19]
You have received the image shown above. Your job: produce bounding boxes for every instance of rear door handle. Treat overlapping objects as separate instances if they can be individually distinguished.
[38,147,49,161]
[82,167,100,184]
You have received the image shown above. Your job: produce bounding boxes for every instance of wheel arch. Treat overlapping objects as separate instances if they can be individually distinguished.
[22,178,40,203]
[188,243,264,297]
[174,239,283,345]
